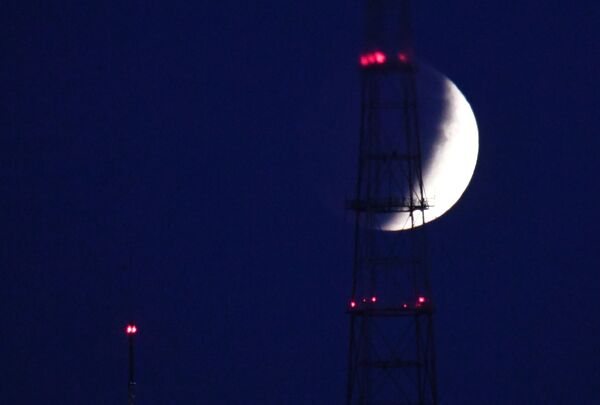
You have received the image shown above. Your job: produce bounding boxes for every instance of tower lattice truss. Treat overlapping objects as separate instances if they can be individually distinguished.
[346,2,438,404]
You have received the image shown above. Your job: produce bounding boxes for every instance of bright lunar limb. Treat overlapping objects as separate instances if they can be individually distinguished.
[379,68,479,231]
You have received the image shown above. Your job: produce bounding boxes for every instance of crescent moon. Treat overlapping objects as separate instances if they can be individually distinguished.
[379,68,479,231]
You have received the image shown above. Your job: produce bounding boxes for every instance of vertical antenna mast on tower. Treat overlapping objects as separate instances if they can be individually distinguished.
[125,323,138,405]
[346,1,438,403]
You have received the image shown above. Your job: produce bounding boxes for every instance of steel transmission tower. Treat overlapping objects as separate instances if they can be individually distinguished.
[346,1,438,404]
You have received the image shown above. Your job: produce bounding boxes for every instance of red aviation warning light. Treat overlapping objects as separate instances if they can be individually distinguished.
[359,51,387,67]
[125,324,138,335]
[350,301,357,309]
[398,52,409,63]
[371,296,377,303]
[373,51,386,63]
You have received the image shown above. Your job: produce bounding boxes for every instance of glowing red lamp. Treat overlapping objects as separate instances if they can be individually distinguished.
[374,51,386,63]
[418,296,426,304]
[371,296,377,303]
[359,51,387,67]
[350,301,357,309]
[125,324,138,335]
[398,52,408,63]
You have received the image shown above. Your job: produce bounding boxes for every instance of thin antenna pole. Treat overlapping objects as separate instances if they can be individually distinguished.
[125,324,138,405]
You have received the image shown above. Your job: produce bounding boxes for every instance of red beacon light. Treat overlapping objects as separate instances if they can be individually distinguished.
[418,296,426,304]
[350,301,357,309]
[125,324,138,335]
[359,51,387,67]
[373,51,386,64]
[398,52,409,63]
[371,296,377,303]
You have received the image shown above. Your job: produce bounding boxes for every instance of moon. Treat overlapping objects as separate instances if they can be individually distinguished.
[379,66,479,231]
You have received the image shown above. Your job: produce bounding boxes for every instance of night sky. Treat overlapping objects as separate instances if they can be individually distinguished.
[2,1,599,404]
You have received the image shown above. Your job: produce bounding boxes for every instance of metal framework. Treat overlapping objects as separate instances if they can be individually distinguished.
[346,1,438,404]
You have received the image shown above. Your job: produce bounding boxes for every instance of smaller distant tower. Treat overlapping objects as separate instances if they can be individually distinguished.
[125,323,138,405]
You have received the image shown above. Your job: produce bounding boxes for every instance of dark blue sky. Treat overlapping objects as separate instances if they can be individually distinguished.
[2,1,599,404]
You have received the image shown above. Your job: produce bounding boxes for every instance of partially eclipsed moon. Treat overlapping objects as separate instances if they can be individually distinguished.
[379,68,479,231]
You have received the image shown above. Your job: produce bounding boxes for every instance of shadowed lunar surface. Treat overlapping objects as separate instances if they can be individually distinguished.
[379,66,479,231]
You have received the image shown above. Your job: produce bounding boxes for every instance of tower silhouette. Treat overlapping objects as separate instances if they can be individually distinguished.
[346,1,438,403]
